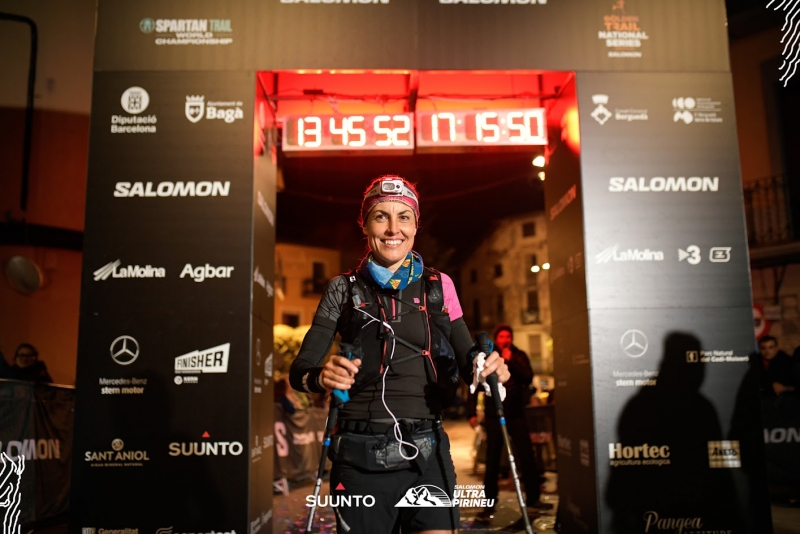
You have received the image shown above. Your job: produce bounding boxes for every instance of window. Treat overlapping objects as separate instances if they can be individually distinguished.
[496,294,504,322]
[522,221,536,237]
[312,261,326,293]
[472,299,481,331]
[494,264,503,278]
[470,269,478,284]
[522,290,540,324]
[527,290,539,312]
[282,313,300,328]
[526,254,538,283]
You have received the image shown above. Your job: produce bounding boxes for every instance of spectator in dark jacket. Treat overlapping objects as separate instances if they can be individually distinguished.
[756,336,794,397]
[11,343,53,383]
[469,324,549,523]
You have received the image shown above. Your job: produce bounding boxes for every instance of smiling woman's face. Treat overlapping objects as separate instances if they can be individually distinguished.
[364,201,417,272]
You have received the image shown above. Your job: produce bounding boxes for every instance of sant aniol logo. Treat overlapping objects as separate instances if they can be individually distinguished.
[139,18,233,46]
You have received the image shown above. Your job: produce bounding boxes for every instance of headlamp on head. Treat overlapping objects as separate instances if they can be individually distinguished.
[380,179,404,195]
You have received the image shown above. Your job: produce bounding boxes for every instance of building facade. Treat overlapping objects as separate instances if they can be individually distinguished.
[275,243,341,327]
[459,212,552,376]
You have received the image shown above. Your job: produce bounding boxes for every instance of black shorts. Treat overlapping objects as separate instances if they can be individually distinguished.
[329,424,459,533]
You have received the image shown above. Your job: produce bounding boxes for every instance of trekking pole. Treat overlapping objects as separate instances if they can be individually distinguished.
[305,342,360,533]
[476,332,534,534]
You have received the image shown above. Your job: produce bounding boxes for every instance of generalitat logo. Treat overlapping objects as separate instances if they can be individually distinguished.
[112,87,157,134]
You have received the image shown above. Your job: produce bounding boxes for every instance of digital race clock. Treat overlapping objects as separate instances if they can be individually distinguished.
[416,108,547,150]
[282,113,415,155]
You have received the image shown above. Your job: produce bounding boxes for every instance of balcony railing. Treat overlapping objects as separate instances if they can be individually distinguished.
[521,309,541,325]
[743,174,794,247]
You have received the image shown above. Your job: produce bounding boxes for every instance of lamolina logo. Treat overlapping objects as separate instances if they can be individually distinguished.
[114,181,230,197]
[169,431,244,456]
[94,260,166,281]
[174,343,230,376]
[112,87,157,134]
[609,176,719,192]
[139,18,233,46]
[595,244,664,263]
[185,96,244,124]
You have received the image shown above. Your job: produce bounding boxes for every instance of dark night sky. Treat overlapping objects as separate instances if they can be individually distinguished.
[276,150,546,273]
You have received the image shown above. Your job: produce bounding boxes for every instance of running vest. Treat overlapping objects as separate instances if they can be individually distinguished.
[336,267,460,406]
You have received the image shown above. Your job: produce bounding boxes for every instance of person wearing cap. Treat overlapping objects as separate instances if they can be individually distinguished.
[290,175,510,533]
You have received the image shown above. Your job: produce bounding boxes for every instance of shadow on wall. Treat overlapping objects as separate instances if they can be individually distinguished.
[605,332,743,533]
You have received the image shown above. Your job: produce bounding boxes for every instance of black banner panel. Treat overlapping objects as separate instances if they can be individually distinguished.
[577,72,752,311]
[93,0,729,73]
[72,70,267,533]
[548,72,772,534]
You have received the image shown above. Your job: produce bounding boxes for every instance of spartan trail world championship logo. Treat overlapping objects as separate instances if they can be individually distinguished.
[598,0,648,59]
[139,18,233,46]
[0,453,24,534]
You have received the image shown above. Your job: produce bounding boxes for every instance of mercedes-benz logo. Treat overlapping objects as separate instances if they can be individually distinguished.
[620,329,648,358]
[110,335,139,365]
[111,439,124,451]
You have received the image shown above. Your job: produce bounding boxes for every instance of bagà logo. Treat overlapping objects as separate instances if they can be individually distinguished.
[620,329,648,358]
[113,87,157,134]
[110,335,139,366]
[0,453,24,534]
[169,431,244,456]
[609,176,719,192]
[180,264,234,282]
[590,94,612,125]
[114,181,231,197]
[185,95,244,124]
[595,244,664,264]
[174,342,230,375]
[185,96,205,123]
[708,440,740,468]
[94,260,166,281]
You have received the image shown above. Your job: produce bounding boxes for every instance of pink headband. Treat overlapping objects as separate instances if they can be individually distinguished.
[360,178,420,226]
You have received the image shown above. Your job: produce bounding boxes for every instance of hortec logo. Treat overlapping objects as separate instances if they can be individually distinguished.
[174,343,230,384]
[139,18,233,46]
[185,95,244,124]
[112,87,157,134]
[94,260,166,281]
[609,442,671,467]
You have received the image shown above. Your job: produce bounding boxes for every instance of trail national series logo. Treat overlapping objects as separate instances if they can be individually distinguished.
[599,0,648,59]
[139,18,233,46]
